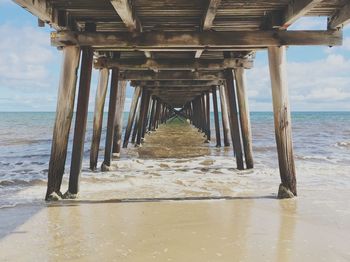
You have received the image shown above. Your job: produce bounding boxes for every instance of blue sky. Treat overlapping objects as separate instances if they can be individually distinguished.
[1,0,350,112]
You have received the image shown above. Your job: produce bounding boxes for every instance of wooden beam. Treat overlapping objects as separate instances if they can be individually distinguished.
[234,67,254,169]
[45,46,81,201]
[102,68,120,170]
[112,80,127,156]
[119,71,226,80]
[123,87,141,148]
[90,68,110,170]
[219,85,230,146]
[280,0,323,29]
[212,86,221,147]
[13,0,61,30]
[202,0,222,30]
[51,30,342,49]
[131,80,222,87]
[328,3,350,29]
[67,47,94,197]
[268,46,297,198]
[110,0,141,32]
[95,58,253,70]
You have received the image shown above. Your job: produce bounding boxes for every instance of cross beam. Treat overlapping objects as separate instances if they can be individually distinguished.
[131,80,222,87]
[119,71,226,80]
[94,58,253,70]
[51,30,342,49]
[328,2,350,29]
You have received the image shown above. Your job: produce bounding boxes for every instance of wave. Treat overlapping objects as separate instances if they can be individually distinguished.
[335,141,350,149]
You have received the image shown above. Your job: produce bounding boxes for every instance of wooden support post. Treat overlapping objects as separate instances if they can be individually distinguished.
[225,70,244,170]
[67,47,93,197]
[131,109,140,143]
[154,99,162,129]
[205,91,211,141]
[45,46,81,201]
[212,86,221,147]
[123,86,141,148]
[90,69,110,170]
[219,85,231,146]
[112,80,127,156]
[136,89,147,146]
[151,98,159,130]
[142,93,151,136]
[102,68,119,170]
[268,46,297,198]
[148,96,156,132]
[235,67,254,169]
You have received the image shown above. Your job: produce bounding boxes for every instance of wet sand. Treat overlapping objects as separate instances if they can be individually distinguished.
[1,120,350,261]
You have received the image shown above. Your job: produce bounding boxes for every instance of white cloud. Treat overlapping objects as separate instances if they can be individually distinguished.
[246,53,350,111]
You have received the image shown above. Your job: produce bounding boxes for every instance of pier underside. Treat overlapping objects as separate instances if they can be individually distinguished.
[11,0,350,199]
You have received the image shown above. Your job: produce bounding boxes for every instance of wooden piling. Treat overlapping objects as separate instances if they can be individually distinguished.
[219,85,231,146]
[131,108,140,143]
[45,46,81,201]
[90,68,110,170]
[235,67,254,169]
[205,91,211,141]
[268,46,297,198]
[212,86,221,147]
[112,80,127,156]
[148,96,156,131]
[67,47,94,196]
[123,86,141,148]
[136,89,147,146]
[102,68,119,170]
[225,69,244,170]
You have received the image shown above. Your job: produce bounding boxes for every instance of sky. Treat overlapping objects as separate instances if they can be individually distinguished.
[0,0,350,112]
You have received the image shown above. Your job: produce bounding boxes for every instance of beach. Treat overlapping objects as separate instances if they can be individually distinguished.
[1,112,350,261]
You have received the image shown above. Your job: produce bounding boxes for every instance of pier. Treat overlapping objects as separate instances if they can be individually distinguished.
[11,0,349,200]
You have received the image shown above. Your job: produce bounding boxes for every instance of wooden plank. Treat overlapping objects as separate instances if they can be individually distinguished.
[131,80,222,87]
[225,70,244,170]
[13,0,61,29]
[281,0,323,29]
[119,71,226,80]
[102,68,120,170]
[110,0,141,32]
[202,0,222,30]
[51,30,343,49]
[112,81,127,156]
[90,68,110,170]
[45,46,80,201]
[234,67,254,169]
[268,46,297,198]
[67,47,93,197]
[95,58,253,70]
[123,86,141,148]
[328,3,350,29]
[212,86,221,147]
[219,85,230,146]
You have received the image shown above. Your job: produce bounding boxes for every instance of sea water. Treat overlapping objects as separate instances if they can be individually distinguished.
[0,112,349,207]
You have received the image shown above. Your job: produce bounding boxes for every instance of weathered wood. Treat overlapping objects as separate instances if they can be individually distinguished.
[131,80,222,87]
[51,30,342,49]
[90,69,110,170]
[142,92,151,138]
[205,91,211,141]
[102,68,120,169]
[235,67,254,169]
[148,97,157,132]
[131,108,140,143]
[136,89,148,146]
[13,0,62,30]
[123,86,141,148]
[110,0,141,32]
[112,81,127,156]
[67,47,93,196]
[219,85,230,146]
[212,86,221,147]
[120,71,226,80]
[328,3,350,29]
[195,50,204,58]
[95,58,253,70]
[225,70,244,170]
[45,46,80,200]
[278,0,323,29]
[202,0,222,30]
[268,46,297,198]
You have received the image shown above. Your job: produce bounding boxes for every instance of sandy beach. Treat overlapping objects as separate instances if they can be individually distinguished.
[1,121,350,261]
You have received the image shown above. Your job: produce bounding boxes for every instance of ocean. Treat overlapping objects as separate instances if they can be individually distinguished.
[0,112,350,208]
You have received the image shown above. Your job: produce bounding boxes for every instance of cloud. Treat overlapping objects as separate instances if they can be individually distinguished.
[246,53,350,111]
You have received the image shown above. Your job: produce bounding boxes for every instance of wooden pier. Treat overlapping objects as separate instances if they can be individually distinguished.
[12,0,349,200]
